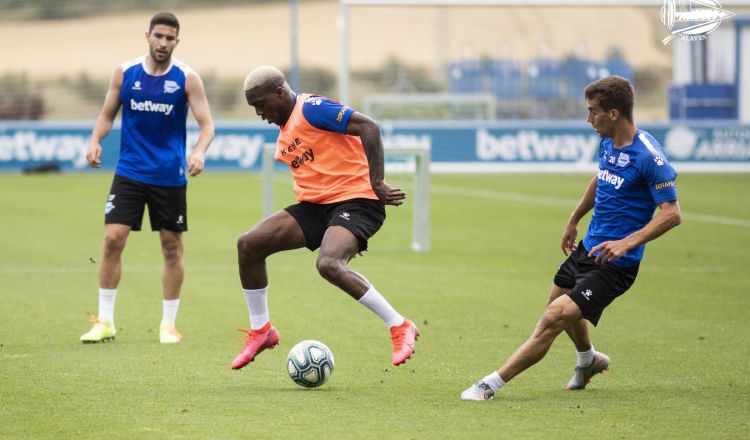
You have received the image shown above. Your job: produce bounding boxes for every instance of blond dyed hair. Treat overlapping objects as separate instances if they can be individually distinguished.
[243,65,285,92]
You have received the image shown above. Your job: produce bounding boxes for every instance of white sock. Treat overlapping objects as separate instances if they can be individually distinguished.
[482,371,506,391]
[161,299,180,326]
[98,288,117,323]
[243,287,269,330]
[357,285,404,328]
[577,346,596,367]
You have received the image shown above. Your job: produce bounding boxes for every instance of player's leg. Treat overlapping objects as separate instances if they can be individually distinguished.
[315,226,370,298]
[82,176,144,344]
[461,295,583,400]
[548,244,603,379]
[80,223,131,343]
[500,295,583,381]
[547,283,595,368]
[146,182,187,344]
[317,199,419,366]
[99,223,131,290]
[231,210,306,369]
[237,210,306,289]
[158,229,184,343]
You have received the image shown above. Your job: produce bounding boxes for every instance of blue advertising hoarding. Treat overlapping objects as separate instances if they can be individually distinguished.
[1,120,749,172]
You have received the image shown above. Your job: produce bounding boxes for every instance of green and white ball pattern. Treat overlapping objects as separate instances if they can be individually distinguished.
[287,340,334,388]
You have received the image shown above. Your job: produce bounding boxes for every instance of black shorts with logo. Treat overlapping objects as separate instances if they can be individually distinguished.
[284,198,386,252]
[553,241,639,326]
[104,174,187,232]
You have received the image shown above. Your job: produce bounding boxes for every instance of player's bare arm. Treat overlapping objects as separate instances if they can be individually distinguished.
[86,66,123,168]
[589,200,681,264]
[345,112,406,206]
[562,176,597,255]
[185,72,215,177]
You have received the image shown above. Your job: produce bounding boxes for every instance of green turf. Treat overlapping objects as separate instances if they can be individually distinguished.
[1,172,748,439]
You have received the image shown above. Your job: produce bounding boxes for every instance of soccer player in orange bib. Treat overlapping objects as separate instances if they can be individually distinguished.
[230,65,419,370]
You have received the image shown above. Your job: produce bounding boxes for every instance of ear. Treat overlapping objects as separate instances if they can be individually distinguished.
[608,108,620,121]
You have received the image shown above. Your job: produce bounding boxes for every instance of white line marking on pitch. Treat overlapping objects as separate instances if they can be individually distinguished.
[431,184,750,228]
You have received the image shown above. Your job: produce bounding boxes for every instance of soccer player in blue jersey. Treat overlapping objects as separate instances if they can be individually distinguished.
[461,76,682,400]
[80,12,215,344]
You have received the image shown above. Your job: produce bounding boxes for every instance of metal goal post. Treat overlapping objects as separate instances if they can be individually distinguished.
[261,143,431,252]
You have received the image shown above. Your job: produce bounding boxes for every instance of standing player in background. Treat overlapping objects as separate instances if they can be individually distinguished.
[80,12,215,344]
[230,65,419,369]
[462,76,681,400]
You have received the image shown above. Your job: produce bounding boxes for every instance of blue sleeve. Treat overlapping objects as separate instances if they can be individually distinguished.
[640,151,678,204]
[301,96,355,134]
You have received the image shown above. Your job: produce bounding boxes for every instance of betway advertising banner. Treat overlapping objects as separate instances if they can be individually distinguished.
[1,121,749,172]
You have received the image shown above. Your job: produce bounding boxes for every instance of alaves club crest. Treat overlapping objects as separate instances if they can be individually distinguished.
[661,0,735,44]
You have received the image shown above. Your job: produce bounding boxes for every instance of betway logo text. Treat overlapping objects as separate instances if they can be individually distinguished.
[476,129,600,161]
[597,168,624,189]
[130,99,174,116]
[187,132,265,168]
[0,131,89,168]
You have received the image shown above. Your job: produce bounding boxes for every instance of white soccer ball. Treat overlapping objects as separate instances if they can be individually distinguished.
[286,340,335,388]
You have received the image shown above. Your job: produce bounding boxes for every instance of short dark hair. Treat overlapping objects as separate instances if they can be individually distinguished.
[149,12,180,35]
[584,76,634,122]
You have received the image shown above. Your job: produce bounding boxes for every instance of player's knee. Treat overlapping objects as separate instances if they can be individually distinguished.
[538,305,569,336]
[161,240,182,263]
[237,231,256,257]
[316,255,344,281]
[103,232,126,255]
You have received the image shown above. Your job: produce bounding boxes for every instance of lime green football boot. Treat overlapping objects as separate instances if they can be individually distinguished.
[80,317,116,344]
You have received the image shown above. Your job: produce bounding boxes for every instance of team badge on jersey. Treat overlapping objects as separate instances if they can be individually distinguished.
[616,152,630,167]
[164,80,181,94]
[306,96,323,106]
[133,81,142,91]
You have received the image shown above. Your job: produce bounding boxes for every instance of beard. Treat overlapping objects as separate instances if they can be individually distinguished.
[150,47,171,63]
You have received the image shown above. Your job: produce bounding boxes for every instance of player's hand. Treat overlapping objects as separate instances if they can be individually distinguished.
[589,239,629,264]
[86,142,102,168]
[561,222,578,255]
[188,150,205,177]
[371,181,406,206]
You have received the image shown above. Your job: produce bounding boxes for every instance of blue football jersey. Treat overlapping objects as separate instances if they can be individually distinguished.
[117,56,191,186]
[301,95,355,133]
[583,130,678,266]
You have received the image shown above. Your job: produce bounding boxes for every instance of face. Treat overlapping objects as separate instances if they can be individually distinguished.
[146,24,179,64]
[245,86,292,127]
[586,97,616,138]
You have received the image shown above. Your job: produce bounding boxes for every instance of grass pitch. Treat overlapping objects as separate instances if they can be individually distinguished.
[1,172,748,439]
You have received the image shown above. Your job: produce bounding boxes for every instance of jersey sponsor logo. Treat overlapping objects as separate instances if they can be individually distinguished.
[130,99,174,116]
[290,148,314,168]
[281,137,302,156]
[617,152,630,167]
[336,106,348,123]
[339,212,350,221]
[164,80,180,94]
[597,168,625,189]
[654,180,676,190]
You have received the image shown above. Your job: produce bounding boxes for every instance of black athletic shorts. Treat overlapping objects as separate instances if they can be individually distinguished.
[104,174,187,232]
[553,241,639,326]
[284,198,386,252]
